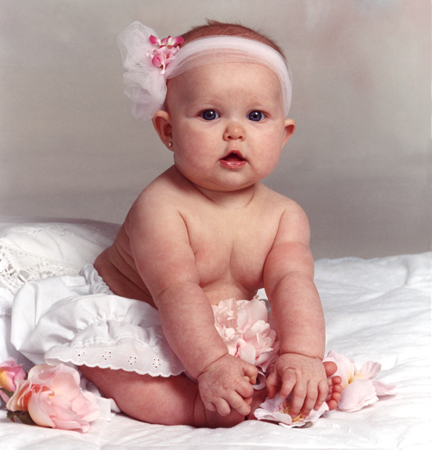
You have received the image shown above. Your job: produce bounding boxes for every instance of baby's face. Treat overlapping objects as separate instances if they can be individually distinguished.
[164,62,294,193]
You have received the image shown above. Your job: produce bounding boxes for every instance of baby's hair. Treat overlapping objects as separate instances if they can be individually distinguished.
[181,20,286,61]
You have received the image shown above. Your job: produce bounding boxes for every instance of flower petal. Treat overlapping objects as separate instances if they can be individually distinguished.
[372,380,398,396]
[355,360,381,380]
[255,394,328,427]
[0,358,26,393]
[338,379,378,412]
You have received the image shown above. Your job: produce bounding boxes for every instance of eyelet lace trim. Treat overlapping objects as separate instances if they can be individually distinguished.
[44,338,185,378]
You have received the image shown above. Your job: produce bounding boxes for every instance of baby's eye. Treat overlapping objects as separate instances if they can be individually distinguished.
[248,111,265,122]
[200,110,219,120]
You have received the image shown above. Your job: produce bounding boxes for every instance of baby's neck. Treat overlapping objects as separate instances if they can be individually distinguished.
[194,183,258,209]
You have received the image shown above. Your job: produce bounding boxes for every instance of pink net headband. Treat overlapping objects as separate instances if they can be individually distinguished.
[118,22,292,121]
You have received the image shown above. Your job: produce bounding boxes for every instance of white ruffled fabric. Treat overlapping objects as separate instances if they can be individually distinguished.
[11,265,184,377]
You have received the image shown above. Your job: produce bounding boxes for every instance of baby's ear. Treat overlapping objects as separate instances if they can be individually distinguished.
[152,110,173,150]
[283,119,296,146]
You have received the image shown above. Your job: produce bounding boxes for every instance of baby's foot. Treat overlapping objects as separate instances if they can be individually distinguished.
[323,361,342,410]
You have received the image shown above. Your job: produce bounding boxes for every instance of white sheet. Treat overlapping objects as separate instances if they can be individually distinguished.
[0,221,431,449]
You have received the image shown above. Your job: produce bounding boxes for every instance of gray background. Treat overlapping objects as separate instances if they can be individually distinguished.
[1,0,430,259]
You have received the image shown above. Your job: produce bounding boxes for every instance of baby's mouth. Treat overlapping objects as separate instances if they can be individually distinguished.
[222,151,245,162]
[220,151,247,168]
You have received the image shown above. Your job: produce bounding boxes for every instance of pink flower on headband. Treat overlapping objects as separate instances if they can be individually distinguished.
[149,34,184,72]
[149,35,184,49]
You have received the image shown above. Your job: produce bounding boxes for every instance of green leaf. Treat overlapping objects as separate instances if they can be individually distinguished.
[0,387,13,399]
[6,409,37,426]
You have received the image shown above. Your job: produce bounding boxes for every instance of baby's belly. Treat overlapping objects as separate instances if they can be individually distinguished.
[202,282,258,305]
[94,248,260,308]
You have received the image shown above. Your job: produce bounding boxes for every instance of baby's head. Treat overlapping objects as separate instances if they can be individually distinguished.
[118,21,295,192]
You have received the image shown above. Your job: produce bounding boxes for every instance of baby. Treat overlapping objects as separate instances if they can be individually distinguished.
[11,20,341,429]
[79,21,341,427]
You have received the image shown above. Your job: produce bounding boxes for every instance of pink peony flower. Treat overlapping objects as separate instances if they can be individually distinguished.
[7,363,101,432]
[212,297,279,372]
[0,358,25,403]
[254,393,329,428]
[324,350,397,412]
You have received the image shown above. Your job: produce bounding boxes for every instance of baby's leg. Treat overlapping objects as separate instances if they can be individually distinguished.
[80,365,245,428]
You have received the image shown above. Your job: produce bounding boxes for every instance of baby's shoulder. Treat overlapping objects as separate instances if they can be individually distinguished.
[257,184,305,215]
[127,167,195,226]
[135,167,188,204]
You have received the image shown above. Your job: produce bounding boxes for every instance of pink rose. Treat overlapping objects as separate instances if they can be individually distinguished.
[0,358,25,403]
[7,363,101,432]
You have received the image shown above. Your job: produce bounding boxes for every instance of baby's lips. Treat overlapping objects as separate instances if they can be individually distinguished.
[221,149,245,160]
[220,150,247,168]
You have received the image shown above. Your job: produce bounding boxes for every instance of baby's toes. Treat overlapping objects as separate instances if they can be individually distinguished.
[327,375,342,387]
[326,383,342,410]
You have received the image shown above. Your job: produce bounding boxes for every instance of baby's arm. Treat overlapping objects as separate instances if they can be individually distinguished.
[127,191,257,416]
[263,201,327,418]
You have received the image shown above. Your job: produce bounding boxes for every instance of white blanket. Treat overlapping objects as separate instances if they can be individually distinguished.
[0,221,430,449]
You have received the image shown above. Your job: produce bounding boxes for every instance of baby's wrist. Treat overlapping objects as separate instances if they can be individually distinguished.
[279,350,324,361]
[190,348,229,380]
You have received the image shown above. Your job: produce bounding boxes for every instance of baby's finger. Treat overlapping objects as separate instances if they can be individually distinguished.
[228,393,251,416]
[265,372,279,399]
[279,368,297,399]
[213,398,232,417]
[299,383,319,418]
[314,378,329,410]
[242,362,259,385]
[237,380,254,400]
[288,380,307,417]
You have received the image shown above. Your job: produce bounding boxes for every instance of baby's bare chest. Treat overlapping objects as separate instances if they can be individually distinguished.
[186,211,279,290]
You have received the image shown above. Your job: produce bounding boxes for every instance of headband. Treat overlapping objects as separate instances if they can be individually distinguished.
[117,21,292,121]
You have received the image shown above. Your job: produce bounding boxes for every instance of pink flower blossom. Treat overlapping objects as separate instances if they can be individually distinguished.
[0,358,25,403]
[149,34,184,49]
[324,350,397,412]
[148,33,184,72]
[254,393,329,428]
[212,297,279,372]
[7,364,101,432]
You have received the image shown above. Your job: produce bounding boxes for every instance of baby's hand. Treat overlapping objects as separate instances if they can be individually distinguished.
[197,354,258,417]
[265,353,328,418]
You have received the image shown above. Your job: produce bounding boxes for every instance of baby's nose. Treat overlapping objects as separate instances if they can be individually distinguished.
[223,122,245,141]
